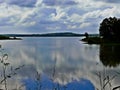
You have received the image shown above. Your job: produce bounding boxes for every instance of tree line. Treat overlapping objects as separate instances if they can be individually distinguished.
[99,17,120,42]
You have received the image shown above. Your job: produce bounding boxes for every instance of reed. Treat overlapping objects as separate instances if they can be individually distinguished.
[0,47,24,90]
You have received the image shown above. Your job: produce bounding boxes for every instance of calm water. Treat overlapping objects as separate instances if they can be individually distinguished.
[0,37,120,90]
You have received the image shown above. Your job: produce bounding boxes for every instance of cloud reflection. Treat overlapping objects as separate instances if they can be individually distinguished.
[23,74,95,90]
[0,38,120,90]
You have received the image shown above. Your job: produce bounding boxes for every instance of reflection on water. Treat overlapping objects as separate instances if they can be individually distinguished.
[0,47,25,90]
[0,37,120,90]
[23,74,95,90]
[100,44,120,67]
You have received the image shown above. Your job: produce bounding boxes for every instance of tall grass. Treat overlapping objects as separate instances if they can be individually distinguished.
[94,66,120,90]
[0,47,24,90]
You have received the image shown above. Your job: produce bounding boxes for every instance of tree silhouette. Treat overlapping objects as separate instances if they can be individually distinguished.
[99,17,120,42]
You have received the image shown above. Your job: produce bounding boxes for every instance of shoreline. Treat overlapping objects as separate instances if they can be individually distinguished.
[81,37,120,45]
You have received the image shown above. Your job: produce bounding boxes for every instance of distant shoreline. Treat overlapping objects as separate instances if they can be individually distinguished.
[0,37,22,40]
[0,35,21,40]
[1,32,99,37]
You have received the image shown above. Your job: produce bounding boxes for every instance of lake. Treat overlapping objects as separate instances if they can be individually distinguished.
[0,37,120,90]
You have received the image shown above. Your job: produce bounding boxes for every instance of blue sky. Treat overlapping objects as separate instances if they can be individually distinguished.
[0,0,120,34]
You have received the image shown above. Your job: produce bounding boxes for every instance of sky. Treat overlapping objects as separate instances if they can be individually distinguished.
[0,0,120,34]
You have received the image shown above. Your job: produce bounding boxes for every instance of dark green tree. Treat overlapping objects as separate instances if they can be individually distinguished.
[99,17,120,41]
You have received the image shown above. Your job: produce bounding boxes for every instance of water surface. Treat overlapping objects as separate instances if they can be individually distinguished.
[0,37,120,90]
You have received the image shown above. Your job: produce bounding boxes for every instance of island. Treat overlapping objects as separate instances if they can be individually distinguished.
[0,35,21,40]
[81,17,120,44]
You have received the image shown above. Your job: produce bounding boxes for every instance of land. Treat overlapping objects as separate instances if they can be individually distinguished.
[0,35,21,40]
[0,32,84,40]
[3,32,85,37]
[81,36,120,44]
[0,32,99,41]
[81,37,102,44]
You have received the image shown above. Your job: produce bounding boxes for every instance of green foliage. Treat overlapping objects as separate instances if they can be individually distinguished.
[81,37,102,44]
[82,17,120,44]
[0,35,10,39]
[99,17,120,42]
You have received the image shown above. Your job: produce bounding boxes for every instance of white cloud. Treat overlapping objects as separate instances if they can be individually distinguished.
[80,22,91,29]
[42,0,78,6]
[51,7,67,21]
[0,0,37,7]
[0,0,120,33]
[94,0,120,4]
[67,25,77,29]
[69,14,82,23]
